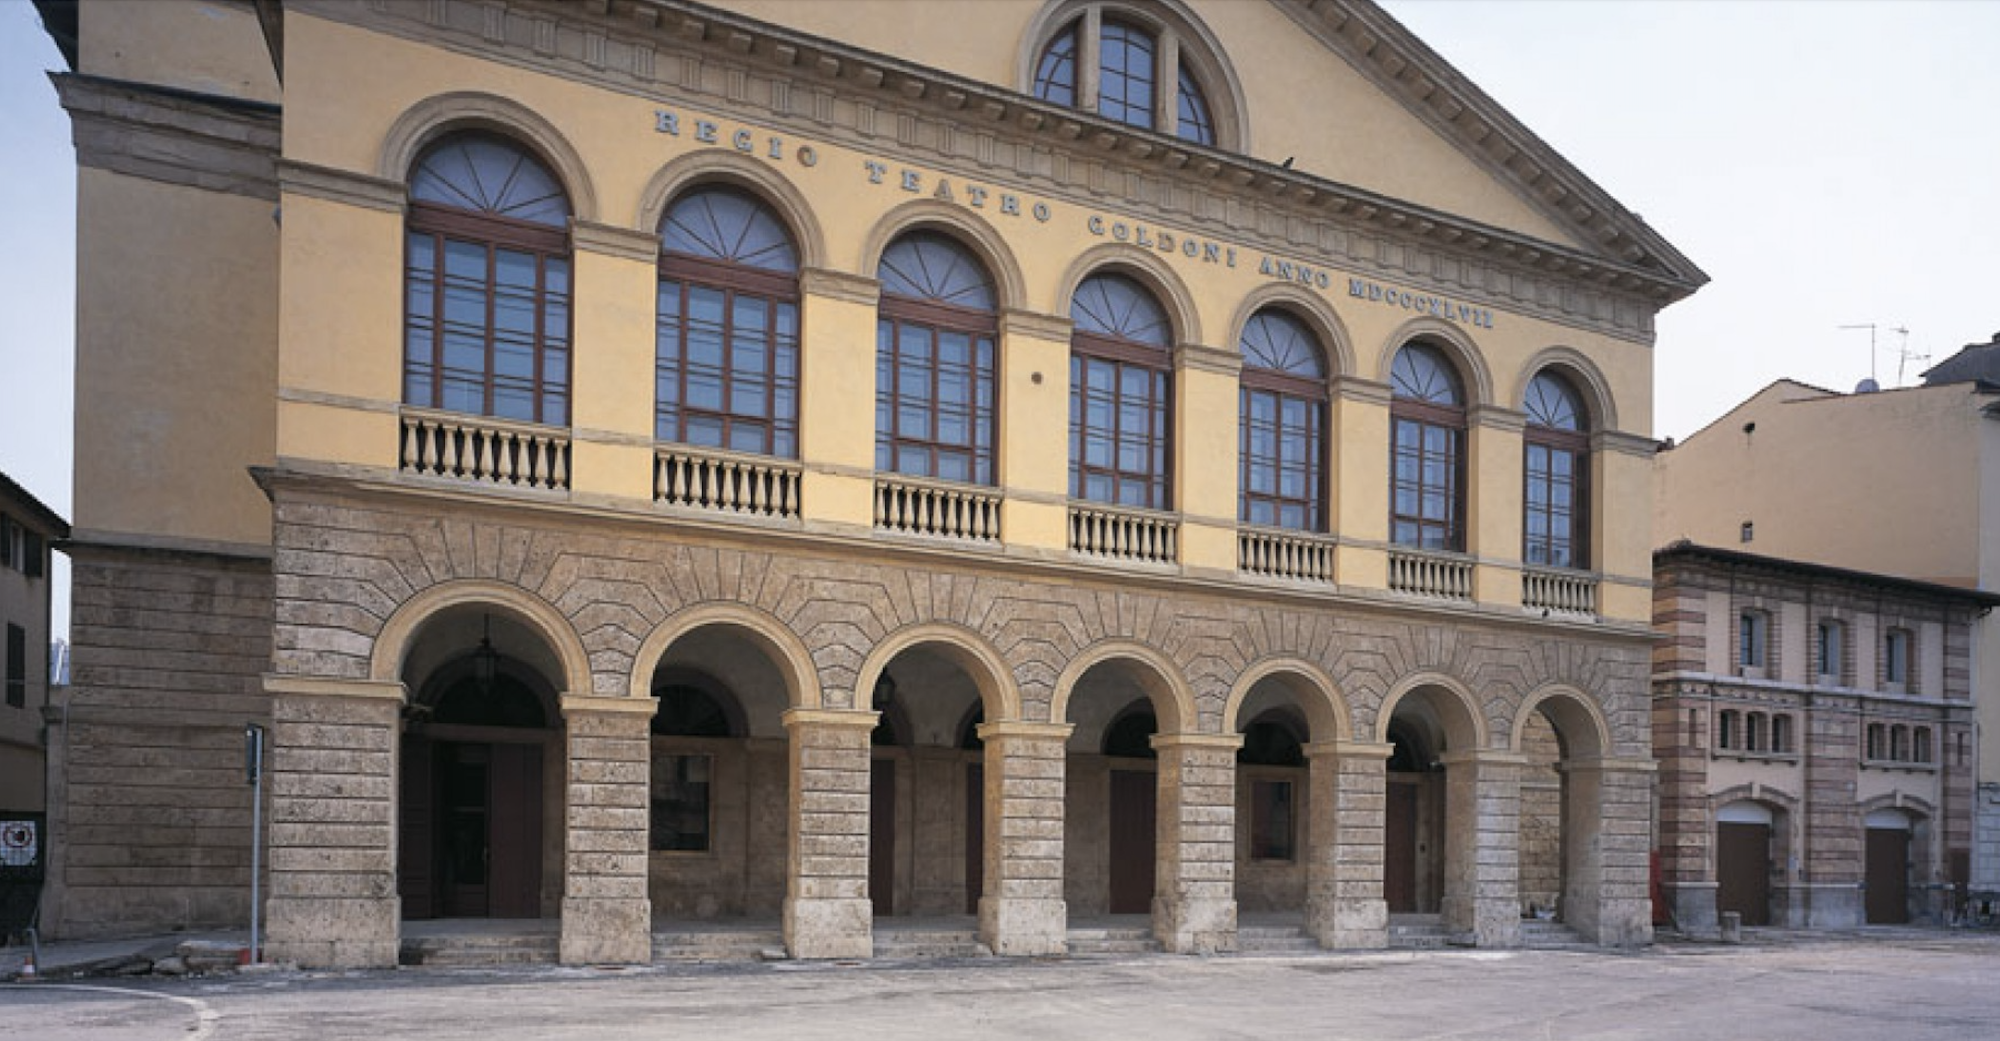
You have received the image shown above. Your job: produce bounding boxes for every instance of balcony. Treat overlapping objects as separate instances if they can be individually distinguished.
[1521,566,1598,617]
[872,474,1002,543]
[400,408,570,491]
[1387,546,1473,601]
[1068,503,1178,565]
[1238,526,1337,584]
[654,444,802,520]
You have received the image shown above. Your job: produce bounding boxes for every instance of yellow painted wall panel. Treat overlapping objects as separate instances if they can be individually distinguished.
[81,0,280,104]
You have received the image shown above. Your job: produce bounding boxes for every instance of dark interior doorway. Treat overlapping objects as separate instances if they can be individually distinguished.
[1108,768,1157,914]
[1716,821,1771,926]
[1865,827,1910,924]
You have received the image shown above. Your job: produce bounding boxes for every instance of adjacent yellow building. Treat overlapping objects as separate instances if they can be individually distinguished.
[36,0,1704,966]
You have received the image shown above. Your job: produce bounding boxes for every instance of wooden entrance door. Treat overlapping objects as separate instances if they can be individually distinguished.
[1384,782,1419,913]
[430,741,543,919]
[1865,828,1910,924]
[1716,822,1771,926]
[486,742,543,918]
[965,763,984,914]
[1108,769,1156,914]
[870,758,896,916]
[398,736,437,918]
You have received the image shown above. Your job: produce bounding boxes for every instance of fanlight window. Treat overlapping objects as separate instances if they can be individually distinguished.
[1239,310,1327,531]
[656,186,801,458]
[1389,343,1466,551]
[404,133,573,426]
[1032,7,1220,146]
[875,233,998,485]
[1070,273,1173,509]
[1523,371,1589,569]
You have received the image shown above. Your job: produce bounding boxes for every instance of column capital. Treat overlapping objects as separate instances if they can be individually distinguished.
[263,674,407,702]
[1303,739,1394,761]
[559,693,657,719]
[977,720,1074,742]
[1150,732,1243,752]
[1559,756,1659,774]
[781,707,880,732]
[1438,749,1528,768]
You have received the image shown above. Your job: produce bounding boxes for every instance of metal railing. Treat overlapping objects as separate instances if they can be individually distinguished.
[1068,503,1178,565]
[1387,546,1474,600]
[1238,526,1337,583]
[1521,567,1598,616]
[654,444,802,520]
[873,474,1001,542]
[400,408,570,491]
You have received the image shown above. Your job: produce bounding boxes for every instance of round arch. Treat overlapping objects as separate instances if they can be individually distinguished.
[1225,284,1356,379]
[1372,316,1495,408]
[1512,345,1620,433]
[1055,243,1204,348]
[1859,792,1936,821]
[1509,684,1611,760]
[1373,671,1489,751]
[377,91,599,222]
[1050,639,1197,735]
[857,200,1030,313]
[1709,783,1799,818]
[369,579,592,697]
[1220,657,1350,741]
[627,601,823,709]
[852,622,1025,723]
[1015,0,1253,154]
[634,150,828,269]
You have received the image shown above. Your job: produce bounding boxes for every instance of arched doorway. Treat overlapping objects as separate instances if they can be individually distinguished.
[1380,680,1484,938]
[1516,710,1564,920]
[644,625,793,923]
[1716,801,1775,926]
[1864,808,1914,924]
[1231,676,1313,924]
[1062,660,1170,921]
[398,610,563,920]
[1382,717,1442,914]
[865,645,989,920]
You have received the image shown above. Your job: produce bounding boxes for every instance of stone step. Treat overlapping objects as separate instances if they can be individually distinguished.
[1237,924,1320,953]
[1520,921,1592,949]
[651,929,784,962]
[872,930,990,960]
[1066,927,1160,956]
[400,934,559,967]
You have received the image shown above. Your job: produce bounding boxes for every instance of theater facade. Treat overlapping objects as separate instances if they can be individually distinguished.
[36,0,1704,966]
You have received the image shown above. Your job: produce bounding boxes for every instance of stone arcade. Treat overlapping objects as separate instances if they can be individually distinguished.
[32,0,1704,967]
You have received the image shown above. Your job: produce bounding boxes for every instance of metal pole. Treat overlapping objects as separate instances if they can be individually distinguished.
[246,722,264,965]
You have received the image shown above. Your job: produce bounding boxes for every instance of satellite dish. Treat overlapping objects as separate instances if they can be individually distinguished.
[1854,377,1880,394]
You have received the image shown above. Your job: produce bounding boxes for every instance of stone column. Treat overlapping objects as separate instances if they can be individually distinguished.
[977,721,1072,956]
[1557,757,1657,946]
[1152,734,1240,954]
[558,694,655,965]
[1440,750,1522,947]
[1304,740,1391,949]
[261,675,405,969]
[782,707,876,959]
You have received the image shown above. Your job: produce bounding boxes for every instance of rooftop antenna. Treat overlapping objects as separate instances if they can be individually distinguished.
[1888,326,1929,386]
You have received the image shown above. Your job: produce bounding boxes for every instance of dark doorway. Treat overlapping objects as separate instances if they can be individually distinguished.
[870,757,897,916]
[1865,828,1910,924]
[965,763,984,914]
[1716,822,1771,926]
[1108,769,1157,914]
[1385,782,1419,913]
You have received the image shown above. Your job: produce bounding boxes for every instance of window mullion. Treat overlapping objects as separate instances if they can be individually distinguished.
[1080,8,1103,112]
[1158,31,1180,138]
[483,242,498,418]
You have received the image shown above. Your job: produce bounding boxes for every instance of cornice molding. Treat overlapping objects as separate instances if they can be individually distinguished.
[572,219,660,263]
[1331,375,1392,406]
[55,71,282,201]
[801,267,881,305]
[1176,342,1242,376]
[296,0,1686,344]
[1000,308,1073,343]
[278,159,405,213]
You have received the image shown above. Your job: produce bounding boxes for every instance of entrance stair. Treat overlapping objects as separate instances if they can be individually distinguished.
[1236,918,1321,954]
[651,922,785,963]
[399,921,559,966]
[872,918,990,959]
[1065,918,1160,956]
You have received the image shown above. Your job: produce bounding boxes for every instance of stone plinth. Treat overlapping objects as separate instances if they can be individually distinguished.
[782,708,876,959]
[1304,741,1391,949]
[559,694,655,965]
[261,675,405,969]
[1152,734,1240,954]
[977,721,1072,956]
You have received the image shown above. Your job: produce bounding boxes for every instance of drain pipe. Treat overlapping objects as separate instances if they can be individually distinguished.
[245,722,265,964]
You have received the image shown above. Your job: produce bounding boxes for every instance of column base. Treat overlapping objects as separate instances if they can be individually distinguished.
[1584,898,1653,947]
[784,896,873,959]
[1154,895,1237,954]
[1799,883,1863,929]
[1472,897,1521,948]
[1308,894,1387,949]
[979,895,1067,956]
[1665,882,1718,936]
[264,895,400,969]
[560,897,652,965]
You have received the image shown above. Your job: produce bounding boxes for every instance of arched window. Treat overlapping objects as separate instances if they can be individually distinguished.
[1031,6,1221,146]
[1523,371,1589,569]
[656,186,801,457]
[1238,310,1326,531]
[1389,343,1466,551]
[1069,273,1173,509]
[875,232,999,485]
[404,132,573,425]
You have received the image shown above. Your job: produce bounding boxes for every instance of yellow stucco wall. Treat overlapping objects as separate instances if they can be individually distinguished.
[74,168,277,548]
[265,7,1659,618]
[78,0,280,104]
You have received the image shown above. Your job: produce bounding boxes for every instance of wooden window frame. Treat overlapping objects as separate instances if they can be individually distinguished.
[1032,6,1220,146]
[656,252,801,458]
[1523,423,1589,570]
[1239,365,1327,532]
[1390,397,1466,552]
[1070,329,1173,510]
[876,294,999,485]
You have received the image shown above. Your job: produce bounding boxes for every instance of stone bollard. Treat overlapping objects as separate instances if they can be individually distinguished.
[1719,911,1741,944]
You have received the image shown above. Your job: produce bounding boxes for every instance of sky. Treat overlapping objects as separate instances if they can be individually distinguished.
[2,1,1998,639]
